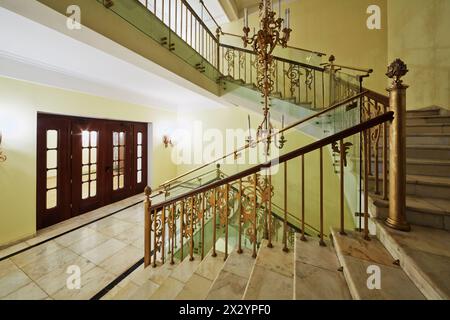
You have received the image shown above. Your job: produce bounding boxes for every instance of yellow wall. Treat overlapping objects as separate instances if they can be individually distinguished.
[221,0,388,94]
[172,106,355,235]
[0,76,177,246]
[388,0,450,110]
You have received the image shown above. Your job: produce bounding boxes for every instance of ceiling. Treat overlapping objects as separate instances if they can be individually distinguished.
[0,3,226,112]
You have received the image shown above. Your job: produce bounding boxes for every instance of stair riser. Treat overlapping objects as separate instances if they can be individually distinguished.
[406,148,450,160]
[407,110,441,117]
[407,136,450,146]
[369,161,450,177]
[368,179,450,199]
[369,204,450,231]
[407,117,450,125]
[406,126,450,135]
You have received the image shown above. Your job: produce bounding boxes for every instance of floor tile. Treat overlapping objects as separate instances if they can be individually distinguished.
[0,269,32,298]
[68,231,110,255]
[81,238,127,265]
[10,241,64,268]
[2,282,48,300]
[98,245,142,276]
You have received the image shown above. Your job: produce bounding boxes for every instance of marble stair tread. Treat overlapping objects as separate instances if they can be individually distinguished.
[293,234,351,300]
[369,173,450,187]
[148,255,202,299]
[243,240,294,300]
[206,248,256,300]
[371,194,450,217]
[175,251,226,300]
[330,228,425,300]
[374,220,450,300]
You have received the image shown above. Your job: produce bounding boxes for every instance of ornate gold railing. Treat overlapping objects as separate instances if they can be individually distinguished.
[144,109,394,267]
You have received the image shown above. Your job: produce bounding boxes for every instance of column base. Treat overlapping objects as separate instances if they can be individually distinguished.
[385,217,411,232]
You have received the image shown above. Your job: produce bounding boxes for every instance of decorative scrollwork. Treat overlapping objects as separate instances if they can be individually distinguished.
[331,141,353,167]
[304,68,313,90]
[224,49,235,76]
[285,64,301,97]
[151,209,164,254]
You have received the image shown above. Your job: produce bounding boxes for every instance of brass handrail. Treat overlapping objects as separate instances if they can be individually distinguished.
[153,111,393,209]
[221,31,327,57]
[159,91,368,189]
[219,43,326,72]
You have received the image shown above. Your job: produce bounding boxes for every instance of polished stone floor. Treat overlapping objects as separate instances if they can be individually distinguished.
[0,194,147,300]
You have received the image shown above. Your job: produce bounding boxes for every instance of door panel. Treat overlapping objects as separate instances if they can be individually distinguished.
[36,114,71,229]
[106,122,133,203]
[133,123,148,193]
[71,119,105,215]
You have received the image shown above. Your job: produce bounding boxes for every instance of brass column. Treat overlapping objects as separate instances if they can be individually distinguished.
[385,59,410,232]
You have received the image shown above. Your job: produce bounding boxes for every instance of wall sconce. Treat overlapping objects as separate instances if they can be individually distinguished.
[0,131,6,162]
[163,135,173,148]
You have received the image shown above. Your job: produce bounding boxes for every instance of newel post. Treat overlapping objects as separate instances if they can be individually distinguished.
[385,59,410,232]
[144,186,152,267]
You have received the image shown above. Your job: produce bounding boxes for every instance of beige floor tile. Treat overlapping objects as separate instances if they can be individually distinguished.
[51,267,115,300]
[87,217,121,231]
[0,269,32,298]
[68,231,110,255]
[0,259,19,278]
[294,262,351,300]
[97,220,136,237]
[81,238,127,265]
[54,228,96,247]
[10,241,64,268]
[114,225,143,245]
[35,255,96,296]
[2,282,48,300]
[176,274,212,300]
[244,265,293,300]
[98,245,142,276]
[130,236,145,249]
[20,248,80,281]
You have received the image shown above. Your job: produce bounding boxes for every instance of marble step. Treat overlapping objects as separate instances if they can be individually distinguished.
[175,251,226,300]
[330,228,425,300]
[406,133,450,146]
[374,220,450,300]
[147,255,202,299]
[294,234,351,300]
[103,260,179,300]
[242,240,294,300]
[406,145,450,160]
[407,115,450,125]
[369,194,450,231]
[206,248,256,300]
[368,174,450,199]
[406,107,442,118]
[406,124,450,135]
[367,158,450,178]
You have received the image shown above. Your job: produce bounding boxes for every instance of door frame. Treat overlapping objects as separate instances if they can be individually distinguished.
[36,112,149,230]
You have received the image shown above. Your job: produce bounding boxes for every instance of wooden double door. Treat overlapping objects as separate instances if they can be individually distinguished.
[37,113,148,230]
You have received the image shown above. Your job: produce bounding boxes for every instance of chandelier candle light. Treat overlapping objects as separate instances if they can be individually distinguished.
[243,0,291,155]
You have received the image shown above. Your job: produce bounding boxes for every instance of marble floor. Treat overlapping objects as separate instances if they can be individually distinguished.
[0,194,150,300]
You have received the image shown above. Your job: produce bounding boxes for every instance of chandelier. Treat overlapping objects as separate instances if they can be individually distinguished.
[242,0,291,155]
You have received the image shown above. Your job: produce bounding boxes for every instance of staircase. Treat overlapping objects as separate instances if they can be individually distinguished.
[369,107,450,230]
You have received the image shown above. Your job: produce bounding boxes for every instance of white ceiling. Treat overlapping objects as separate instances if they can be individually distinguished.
[0,2,227,111]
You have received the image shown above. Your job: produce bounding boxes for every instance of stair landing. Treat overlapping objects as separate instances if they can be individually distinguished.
[331,228,425,300]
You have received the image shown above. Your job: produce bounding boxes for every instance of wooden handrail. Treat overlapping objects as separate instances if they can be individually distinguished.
[159,91,367,188]
[151,111,394,210]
